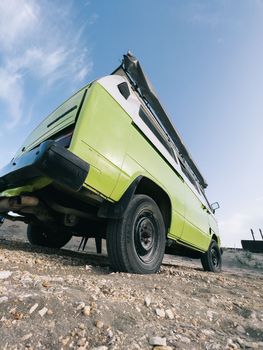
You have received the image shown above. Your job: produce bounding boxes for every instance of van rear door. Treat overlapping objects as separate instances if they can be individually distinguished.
[15,87,87,159]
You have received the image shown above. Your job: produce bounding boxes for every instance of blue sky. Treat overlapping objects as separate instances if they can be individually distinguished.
[0,0,262,247]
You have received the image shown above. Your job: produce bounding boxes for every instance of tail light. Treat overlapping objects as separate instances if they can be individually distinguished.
[55,128,74,148]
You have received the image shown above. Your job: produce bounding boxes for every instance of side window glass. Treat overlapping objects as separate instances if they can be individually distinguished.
[139,107,177,163]
[179,160,200,193]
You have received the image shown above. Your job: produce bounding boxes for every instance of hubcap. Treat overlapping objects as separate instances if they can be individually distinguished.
[211,248,219,267]
[134,211,158,263]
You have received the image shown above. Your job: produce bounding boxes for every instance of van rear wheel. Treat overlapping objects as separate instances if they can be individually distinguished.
[106,194,166,274]
[27,224,72,249]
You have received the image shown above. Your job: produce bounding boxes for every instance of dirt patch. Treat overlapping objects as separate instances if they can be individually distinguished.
[0,221,263,350]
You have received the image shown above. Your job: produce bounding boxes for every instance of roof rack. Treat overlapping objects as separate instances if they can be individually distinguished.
[114,52,208,189]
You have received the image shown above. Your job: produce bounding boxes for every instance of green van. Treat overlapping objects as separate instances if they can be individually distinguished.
[0,53,221,274]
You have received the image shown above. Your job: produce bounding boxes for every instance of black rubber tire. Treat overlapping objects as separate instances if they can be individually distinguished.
[201,240,222,272]
[106,194,166,274]
[27,224,72,249]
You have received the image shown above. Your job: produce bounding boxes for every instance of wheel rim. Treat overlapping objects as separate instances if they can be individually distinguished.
[134,210,158,263]
[211,247,220,268]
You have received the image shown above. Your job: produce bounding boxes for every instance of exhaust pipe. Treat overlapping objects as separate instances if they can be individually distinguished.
[0,196,39,212]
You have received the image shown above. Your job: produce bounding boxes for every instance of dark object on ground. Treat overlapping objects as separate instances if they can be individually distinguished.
[27,224,72,248]
[241,240,263,253]
[241,228,263,253]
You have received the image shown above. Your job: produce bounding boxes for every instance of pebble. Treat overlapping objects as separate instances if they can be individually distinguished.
[76,302,85,311]
[38,307,48,317]
[95,320,104,329]
[0,296,8,303]
[165,309,174,320]
[107,329,113,338]
[42,280,50,288]
[236,325,245,334]
[226,338,238,349]
[0,271,12,279]
[29,303,38,314]
[61,336,70,346]
[156,308,165,318]
[153,347,173,350]
[145,296,151,307]
[149,336,167,346]
[177,335,191,344]
[201,329,215,336]
[21,333,32,341]
[82,305,91,316]
[77,337,87,346]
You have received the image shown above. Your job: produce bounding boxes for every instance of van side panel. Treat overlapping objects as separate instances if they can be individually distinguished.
[179,184,211,250]
[69,83,131,198]
[115,126,186,239]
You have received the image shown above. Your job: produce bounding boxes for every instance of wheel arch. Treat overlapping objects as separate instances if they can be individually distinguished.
[98,176,172,233]
[134,177,172,233]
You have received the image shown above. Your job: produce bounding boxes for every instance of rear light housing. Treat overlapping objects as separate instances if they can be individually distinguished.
[55,128,74,148]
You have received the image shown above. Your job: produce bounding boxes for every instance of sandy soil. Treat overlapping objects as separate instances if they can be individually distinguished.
[0,220,262,350]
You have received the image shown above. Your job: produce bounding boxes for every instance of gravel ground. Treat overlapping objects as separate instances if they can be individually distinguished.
[0,221,263,350]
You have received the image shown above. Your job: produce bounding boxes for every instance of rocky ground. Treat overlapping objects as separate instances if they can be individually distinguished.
[0,221,262,350]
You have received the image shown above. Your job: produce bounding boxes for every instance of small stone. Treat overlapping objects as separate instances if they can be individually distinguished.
[82,306,91,316]
[156,308,165,318]
[0,296,8,303]
[149,336,167,346]
[107,329,113,338]
[201,329,215,336]
[236,325,245,334]
[0,271,12,279]
[35,258,41,264]
[21,333,32,341]
[38,307,48,317]
[12,311,23,320]
[61,336,70,346]
[47,309,53,315]
[178,335,191,344]
[76,302,85,310]
[95,320,104,329]
[77,338,86,346]
[29,303,38,314]
[145,296,151,307]
[226,338,238,349]
[79,323,85,330]
[165,309,174,320]
[153,347,173,350]
[42,280,50,288]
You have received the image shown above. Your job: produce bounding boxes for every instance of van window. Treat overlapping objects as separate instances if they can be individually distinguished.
[179,159,200,193]
[139,106,177,162]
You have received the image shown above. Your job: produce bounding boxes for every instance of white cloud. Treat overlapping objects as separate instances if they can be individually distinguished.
[0,0,38,50]
[0,0,94,129]
[0,68,23,129]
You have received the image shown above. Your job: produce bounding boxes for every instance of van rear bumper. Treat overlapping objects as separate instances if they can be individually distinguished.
[0,141,90,192]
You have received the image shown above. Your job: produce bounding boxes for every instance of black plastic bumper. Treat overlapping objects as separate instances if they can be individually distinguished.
[0,141,90,192]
